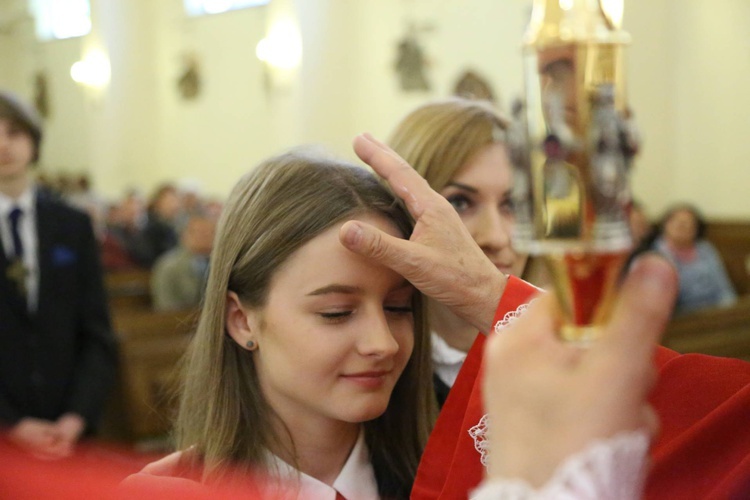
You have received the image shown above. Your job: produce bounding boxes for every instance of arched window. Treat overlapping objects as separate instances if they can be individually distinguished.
[30,0,91,41]
[184,0,269,17]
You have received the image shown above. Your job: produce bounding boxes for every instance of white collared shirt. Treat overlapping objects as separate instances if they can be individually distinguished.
[266,430,380,500]
[0,186,39,311]
[431,332,468,388]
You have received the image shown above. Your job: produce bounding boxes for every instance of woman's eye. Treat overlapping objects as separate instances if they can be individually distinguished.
[446,194,472,213]
[499,198,516,216]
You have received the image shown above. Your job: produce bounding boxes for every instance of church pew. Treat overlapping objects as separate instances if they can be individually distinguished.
[705,220,750,296]
[663,295,750,362]
[105,307,199,443]
[104,269,153,310]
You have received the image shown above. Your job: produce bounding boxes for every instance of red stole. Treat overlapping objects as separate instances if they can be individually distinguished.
[412,277,750,499]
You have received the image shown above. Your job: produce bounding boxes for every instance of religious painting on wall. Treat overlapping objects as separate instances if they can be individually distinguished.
[394,23,432,92]
[177,52,202,101]
[34,71,50,118]
[452,69,496,104]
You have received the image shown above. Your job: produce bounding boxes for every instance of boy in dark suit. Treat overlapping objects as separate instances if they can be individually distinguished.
[0,90,117,458]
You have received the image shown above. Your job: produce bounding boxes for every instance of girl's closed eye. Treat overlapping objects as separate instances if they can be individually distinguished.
[385,286,416,315]
[319,309,354,323]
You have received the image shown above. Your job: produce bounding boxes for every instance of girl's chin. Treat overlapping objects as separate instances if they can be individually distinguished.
[339,403,390,423]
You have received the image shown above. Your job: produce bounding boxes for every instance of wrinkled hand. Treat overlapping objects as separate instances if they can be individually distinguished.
[483,255,677,487]
[340,133,507,334]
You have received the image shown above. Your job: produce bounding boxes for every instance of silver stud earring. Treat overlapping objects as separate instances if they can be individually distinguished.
[246,340,256,350]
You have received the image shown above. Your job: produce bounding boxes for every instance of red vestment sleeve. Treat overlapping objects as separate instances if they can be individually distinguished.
[412,277,750,500]
[411,276,540,500]
[646,352,750,499]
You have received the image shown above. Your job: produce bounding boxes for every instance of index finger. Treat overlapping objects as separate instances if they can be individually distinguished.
[353,133,435,218]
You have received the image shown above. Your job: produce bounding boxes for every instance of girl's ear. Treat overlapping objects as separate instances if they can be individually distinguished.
[225,291,260,350]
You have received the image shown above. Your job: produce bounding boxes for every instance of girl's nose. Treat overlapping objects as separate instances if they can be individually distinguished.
[358,310,400,358]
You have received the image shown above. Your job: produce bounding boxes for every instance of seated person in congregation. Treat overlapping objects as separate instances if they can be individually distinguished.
[151,214,216,311]
[652,203,737,315]
[140,184,182,267]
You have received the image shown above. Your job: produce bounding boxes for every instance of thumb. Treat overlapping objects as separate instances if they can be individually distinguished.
[597,254,677,367]
[340,220,416,274]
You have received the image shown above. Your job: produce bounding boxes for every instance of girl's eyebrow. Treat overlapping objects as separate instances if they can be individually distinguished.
[445,181,478,193]
[308,280,414,296]
[307,284,362,296]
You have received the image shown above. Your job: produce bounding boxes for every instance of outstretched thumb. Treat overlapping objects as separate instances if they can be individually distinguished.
[339,220,414,275]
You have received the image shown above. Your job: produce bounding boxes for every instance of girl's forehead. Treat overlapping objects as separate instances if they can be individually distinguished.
[264,225,407,304]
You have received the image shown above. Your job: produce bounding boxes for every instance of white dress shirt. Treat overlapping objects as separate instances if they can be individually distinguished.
[266,430,380,500]
[431,332,468,388]
[0,186,39,311]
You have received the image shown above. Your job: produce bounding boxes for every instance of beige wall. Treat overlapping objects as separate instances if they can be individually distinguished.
[0,0,748,218]
[626,0,750,218]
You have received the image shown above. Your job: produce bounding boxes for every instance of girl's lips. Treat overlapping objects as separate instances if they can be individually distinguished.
[340,371,391,388]
[342,370,390,378]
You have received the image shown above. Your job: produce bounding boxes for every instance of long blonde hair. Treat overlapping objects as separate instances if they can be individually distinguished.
[388,97,510,192]
[175,150,435,497]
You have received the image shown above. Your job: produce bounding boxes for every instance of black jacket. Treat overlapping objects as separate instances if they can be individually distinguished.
[0,194,117,430]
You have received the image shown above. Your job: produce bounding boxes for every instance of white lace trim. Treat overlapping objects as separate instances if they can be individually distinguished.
[469,430,650,500]
[473,302,535,467]
[468,414,491,467]
[471,302,648,498]
[493,301,533,335]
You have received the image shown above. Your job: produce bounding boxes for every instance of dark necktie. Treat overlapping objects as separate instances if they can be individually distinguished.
[6,207,27,302]
[8,206,23,258]
[335,491,347,500]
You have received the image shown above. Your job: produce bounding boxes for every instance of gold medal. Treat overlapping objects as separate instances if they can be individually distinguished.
[6,258,27,297]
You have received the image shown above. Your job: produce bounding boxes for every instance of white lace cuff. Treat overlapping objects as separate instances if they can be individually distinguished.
[469,430,649,500]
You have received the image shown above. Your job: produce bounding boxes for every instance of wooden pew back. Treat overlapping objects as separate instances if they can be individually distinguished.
[663,295,750,362]
[705,220,750,296]
[105,269,153,310]
[110,308,199,442]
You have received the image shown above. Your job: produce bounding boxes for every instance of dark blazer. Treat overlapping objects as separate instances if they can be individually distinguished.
[0,193,117,431]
